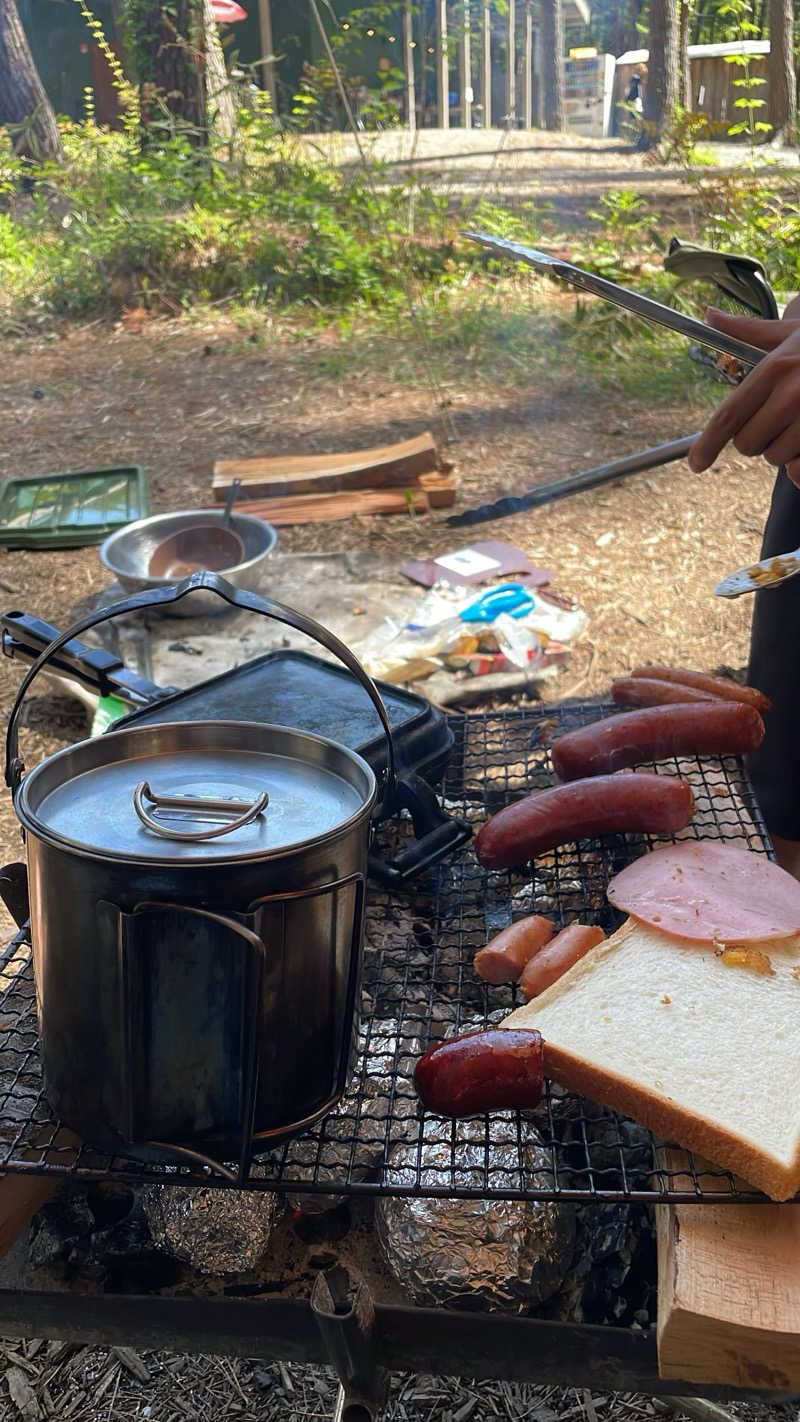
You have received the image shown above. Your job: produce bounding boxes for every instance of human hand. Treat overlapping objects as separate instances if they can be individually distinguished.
[688,307,800,486]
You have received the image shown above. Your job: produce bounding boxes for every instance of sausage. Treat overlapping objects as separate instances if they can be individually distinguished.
[611,677,718,709]
[551,702,764,782]
[519,923,605,1000]
[631,664,771,714]
[413,1029,544,1117]
[475,772,695,870]
[474,915,555,984]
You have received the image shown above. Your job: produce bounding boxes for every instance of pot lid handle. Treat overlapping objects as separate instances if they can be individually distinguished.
[5,571,396,799]
[132,780,270,842]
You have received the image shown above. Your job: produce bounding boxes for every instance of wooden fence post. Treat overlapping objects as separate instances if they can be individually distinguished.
[404,1,416,131]
[522,1,533,127]
[437,0,449,128]
[460,1,473,127]
[506,0,516,128]
[532,21,543,125]
[256,0,277,110]
[481,2,492,127]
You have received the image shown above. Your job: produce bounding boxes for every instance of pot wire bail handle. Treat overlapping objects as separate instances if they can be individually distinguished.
[5,571,397,802]
[133,781,269,842]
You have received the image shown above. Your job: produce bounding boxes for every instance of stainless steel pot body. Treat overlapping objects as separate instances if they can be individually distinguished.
[17,720,376,1173]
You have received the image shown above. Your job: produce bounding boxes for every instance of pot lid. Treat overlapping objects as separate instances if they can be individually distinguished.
[21,725,374,862]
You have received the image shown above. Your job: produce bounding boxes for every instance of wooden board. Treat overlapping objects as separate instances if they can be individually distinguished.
[0,1174,59,1257]
[238,474,456,526]
[657,1150,800,1392]
[0,1128,83,1258]
[213,432,440,501]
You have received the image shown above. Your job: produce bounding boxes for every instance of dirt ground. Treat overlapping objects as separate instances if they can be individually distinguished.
[0,131,793,1422]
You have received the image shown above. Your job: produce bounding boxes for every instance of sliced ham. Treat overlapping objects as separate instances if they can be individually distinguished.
[606,840,800,945]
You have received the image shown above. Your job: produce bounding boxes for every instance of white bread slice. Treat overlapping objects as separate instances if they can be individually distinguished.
[503,917,800,1201]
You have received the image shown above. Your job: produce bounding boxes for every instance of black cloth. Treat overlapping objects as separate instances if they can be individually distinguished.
[746,467,800,838]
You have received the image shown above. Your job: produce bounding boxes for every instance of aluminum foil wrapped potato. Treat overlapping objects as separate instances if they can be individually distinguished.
[142,1184,278,1275]
[376,1120,575,1311]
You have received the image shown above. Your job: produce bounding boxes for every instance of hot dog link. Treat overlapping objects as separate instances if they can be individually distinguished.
[475,772,695,870]
[551,702,764,782]
[519,923,605,1000]
[474,914,555,984]
[631,664,771,713]
[611,677,717,708]
[413,1029,544,1117]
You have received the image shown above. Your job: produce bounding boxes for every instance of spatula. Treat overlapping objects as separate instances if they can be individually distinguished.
[715,548,800,599]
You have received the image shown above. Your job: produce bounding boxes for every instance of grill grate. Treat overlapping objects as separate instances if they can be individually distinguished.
[0,701,787,1203]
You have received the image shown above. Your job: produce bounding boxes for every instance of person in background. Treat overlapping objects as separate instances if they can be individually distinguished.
[689,295,800,875]
[625,66,645,112]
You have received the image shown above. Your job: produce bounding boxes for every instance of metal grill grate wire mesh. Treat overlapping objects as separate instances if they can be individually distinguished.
[0,702,786,1203]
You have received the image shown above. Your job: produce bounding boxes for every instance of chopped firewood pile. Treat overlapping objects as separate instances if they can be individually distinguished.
[213,432,456,524]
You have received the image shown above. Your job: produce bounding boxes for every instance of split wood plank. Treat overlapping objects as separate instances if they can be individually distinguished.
[656,1149,800,1392]
[0,1174,60,1258]
[0,1127,84,1258]
[238,473,456,526]
[213,432,440,502]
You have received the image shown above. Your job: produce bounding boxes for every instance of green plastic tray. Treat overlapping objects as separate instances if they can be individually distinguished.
[0,466,149,550]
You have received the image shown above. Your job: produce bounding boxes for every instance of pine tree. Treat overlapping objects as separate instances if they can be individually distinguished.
[768,0,797,146]
[540,0,564,132]
[126,0,206,138]
[0,0,64,161]
[638,0,679,149]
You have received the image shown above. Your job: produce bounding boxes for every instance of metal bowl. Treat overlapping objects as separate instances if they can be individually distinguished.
[99,511,278,618]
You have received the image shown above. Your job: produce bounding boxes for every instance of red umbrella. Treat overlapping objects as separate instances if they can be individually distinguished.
[211,0,248,21]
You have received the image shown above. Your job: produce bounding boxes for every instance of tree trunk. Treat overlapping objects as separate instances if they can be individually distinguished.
[133,0,206,139]
[202,0,236,142]
[608,0,644,61]
[638,0,679,150]
[540,0,564,132]
[679,0,692,109]
[0,0,63,161]
[768,0,796,147]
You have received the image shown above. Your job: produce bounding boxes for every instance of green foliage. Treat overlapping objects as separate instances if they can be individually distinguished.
[0,105,537,327]
[584,188,657,273]
[717,1,772,147]
[71,0,138,124]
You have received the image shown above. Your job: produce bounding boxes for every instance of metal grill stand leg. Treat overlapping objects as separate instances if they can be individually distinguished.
[311,1267,389,1422]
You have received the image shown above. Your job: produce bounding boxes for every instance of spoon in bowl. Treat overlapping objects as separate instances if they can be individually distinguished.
[148,480,244,580]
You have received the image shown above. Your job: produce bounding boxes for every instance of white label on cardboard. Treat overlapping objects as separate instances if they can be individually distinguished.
[434,549,502,577]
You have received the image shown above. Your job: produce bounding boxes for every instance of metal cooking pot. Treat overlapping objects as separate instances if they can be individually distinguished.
[5,573,396,1183]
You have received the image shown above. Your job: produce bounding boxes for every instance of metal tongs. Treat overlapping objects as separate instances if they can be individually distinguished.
[468,233,767,369]
[469,233,791,598]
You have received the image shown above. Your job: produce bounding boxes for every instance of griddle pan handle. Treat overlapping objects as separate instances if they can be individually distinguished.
[5,571,397,802]
[1,609,164,706]
[369,772,472,888]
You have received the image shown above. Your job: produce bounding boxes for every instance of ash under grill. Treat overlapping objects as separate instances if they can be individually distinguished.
[0,701,783,1204]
